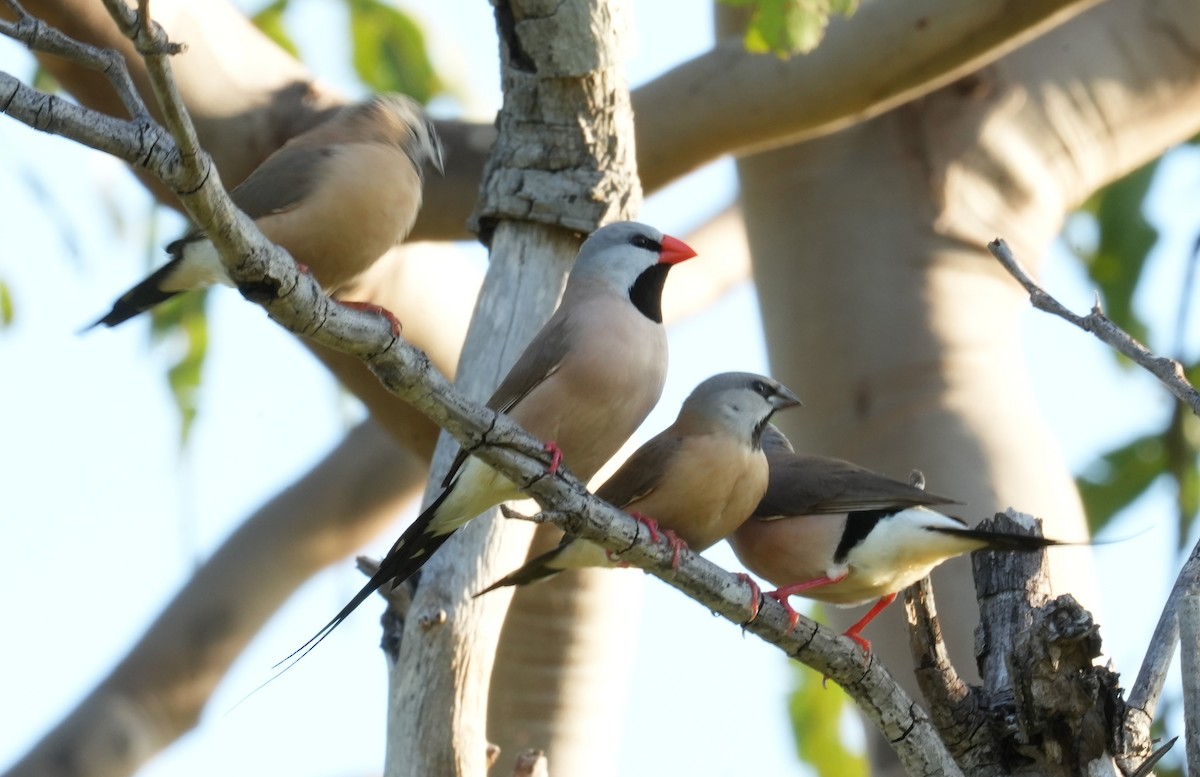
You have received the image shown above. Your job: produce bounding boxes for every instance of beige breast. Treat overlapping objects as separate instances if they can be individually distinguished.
[629,436,767,551]
[255,143,422,292]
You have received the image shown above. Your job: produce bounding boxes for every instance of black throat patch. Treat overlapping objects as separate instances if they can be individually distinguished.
[627,263,671,323]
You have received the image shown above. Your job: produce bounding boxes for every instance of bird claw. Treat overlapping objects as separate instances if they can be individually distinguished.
[339,300,402,338]
[765,588,801,633]
[630,512,660,543]
[844,630,873,656]
[663,529,688,569]
[543,441,563,475]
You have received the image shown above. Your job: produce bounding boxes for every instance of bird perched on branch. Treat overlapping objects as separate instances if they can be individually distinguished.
[479,372,801,593]
[729,425,1065,653]
[285,220,697,662]
[86,93,443,332]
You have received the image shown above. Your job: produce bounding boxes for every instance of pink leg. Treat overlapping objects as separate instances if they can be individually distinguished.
[842,592,897,655]
[543,441,563,475]
[765,574,848,633]
[661,528,689,569]
[629,512,660,543]
[340,300,402,338]
[735,573,761,621]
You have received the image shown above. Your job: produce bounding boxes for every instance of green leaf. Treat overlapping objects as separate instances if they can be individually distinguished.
[1073,159,1159,349]
[725,0,858,58]
[346,0,440,102]
[789,606,868,776]
[1076,432,1167,534]
[0,280,14,328]
[149,290,209,447]
[251,0,300,59]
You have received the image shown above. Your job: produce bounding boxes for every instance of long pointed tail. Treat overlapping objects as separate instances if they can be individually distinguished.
[275,486,456,670]
[84,251,190,330]
[931,526,1064,553]
[476,545,568,596]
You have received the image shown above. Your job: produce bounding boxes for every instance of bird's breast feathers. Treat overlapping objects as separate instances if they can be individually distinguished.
[255,143,423,290]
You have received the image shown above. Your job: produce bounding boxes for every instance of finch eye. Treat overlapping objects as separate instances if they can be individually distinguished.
[629,234,660,252]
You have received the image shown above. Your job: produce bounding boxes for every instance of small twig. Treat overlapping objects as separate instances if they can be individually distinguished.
[1179,595,1200,775]
[1125,521,1200,749]
[0,0,151,122]
[988,237,1200,416]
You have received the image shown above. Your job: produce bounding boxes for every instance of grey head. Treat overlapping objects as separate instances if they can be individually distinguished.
[362,93,445,178]
[678,372,802,448]
[567,221,696,323]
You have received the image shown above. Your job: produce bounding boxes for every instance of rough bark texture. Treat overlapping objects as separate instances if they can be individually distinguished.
[385,2,642,775]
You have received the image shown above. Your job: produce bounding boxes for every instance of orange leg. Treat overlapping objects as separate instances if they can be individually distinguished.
[766,574,848,633]
[842,592,897,655]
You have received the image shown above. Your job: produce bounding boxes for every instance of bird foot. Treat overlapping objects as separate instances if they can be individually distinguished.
[735,573,761,622]
[340,300,402,338]
[629,512,660,543]
[840,592,896,658]
[543,441,563,475]
[843,630,873,656]
[765,588,801,633]
[662,528,688,569]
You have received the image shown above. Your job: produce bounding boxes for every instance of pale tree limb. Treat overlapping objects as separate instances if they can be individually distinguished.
[0,0,146,120]
[386,0,644,772]
[988,238,1200,416]
[638,0,1104,190]
[1179,595,1200,776]
[7,0,1107,241]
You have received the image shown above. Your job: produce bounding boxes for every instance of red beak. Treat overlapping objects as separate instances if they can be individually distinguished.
[658,234,698,265]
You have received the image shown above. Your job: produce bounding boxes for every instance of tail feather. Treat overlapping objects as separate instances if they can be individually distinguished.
[476,546,568,596]
[84,251,187,329]
[931,526,1063,553]
[275,486,456,670]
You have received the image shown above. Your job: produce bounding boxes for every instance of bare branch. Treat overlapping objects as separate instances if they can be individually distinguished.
[989,237,1200,416]
[1180,595,1200,775]
[0,0,148,120]
[1121,531,1200,771]
[904,578,985,761]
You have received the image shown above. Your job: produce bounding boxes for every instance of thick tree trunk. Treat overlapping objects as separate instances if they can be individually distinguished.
[383,2,642,774]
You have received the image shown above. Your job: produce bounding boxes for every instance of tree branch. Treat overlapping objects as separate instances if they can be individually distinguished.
[0,0,147,120]
[989,237,1200,416]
